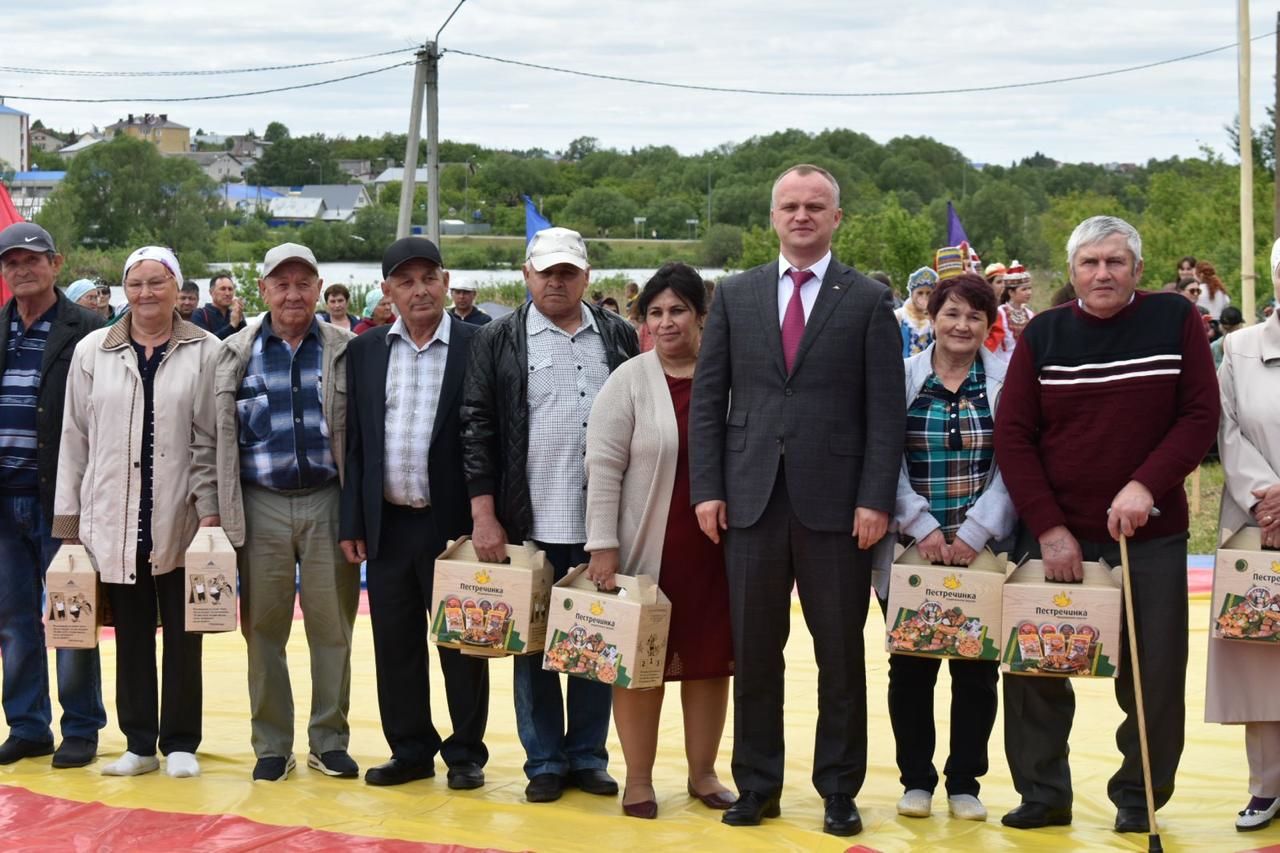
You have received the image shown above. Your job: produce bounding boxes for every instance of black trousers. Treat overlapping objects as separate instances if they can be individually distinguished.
[367,504,489,768]
[725,466,870,798]
[105,560,202,756]
[1002,529,1189,811]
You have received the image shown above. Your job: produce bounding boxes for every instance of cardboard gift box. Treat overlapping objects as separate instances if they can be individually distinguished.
[542,566,672,690]
[1212,526,1280,643]
[430,537,552,657]
[885,545,1008,662]
[1000,559,1122,678]
[184,527,238,633]
[45,544,100,649]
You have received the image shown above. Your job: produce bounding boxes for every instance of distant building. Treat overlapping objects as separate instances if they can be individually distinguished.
[57,133,103,160]
[104,113,190,155]
[267,195,326,225]
[336,159,376,183]
[217,183,283,213]
[269,184,371,223]
[170,150,249,183]
[0,102,30,172]
[371,167,429,192]
[29,128,67,154]
[229,136,270,160]
[5,170,65,219]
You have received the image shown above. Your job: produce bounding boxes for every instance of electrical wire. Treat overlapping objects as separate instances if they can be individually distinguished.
[446,31,1277,98]
[0,61,413,103]
[0,47,417,78]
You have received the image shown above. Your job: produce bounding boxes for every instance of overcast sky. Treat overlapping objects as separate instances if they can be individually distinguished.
[3,1,1276,167]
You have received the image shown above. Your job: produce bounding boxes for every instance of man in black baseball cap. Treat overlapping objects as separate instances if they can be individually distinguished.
[381,237,444,279]
[0,221,107,770]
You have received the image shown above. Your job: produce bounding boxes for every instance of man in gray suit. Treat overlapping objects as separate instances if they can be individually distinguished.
[689,164,905,837]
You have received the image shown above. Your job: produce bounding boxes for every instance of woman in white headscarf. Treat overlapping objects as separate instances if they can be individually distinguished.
[1205,238,1280,830]
[54,246,221,779]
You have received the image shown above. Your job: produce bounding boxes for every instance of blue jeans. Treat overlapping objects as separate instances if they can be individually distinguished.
[0,495,106,743]
[513,541,611,779]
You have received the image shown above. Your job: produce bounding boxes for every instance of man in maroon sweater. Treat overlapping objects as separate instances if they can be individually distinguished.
[994,216,1219,834]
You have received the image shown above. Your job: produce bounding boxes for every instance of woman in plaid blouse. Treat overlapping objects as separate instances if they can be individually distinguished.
[876,273,1018,824]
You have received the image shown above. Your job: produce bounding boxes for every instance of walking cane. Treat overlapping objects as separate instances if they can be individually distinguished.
[1119,531,1163,853]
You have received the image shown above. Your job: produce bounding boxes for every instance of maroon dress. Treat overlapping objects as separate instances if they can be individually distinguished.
[659,374,734,681]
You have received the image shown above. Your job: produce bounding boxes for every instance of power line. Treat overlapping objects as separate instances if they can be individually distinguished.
[0,61,413,103]
[447,32,1276,98]
[0,47,417,78]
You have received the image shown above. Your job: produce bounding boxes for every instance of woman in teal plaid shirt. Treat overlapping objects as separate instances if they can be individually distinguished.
[873,272,1018,823]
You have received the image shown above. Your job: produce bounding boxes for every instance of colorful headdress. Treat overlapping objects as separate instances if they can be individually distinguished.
[907,267,939,292]
[1003,261,1030,285]
[934,244,968,281]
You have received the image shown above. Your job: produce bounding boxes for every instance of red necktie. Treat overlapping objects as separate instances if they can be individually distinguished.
[782,268,814,373]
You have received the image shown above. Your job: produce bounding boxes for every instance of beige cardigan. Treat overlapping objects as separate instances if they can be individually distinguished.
[584,351,679,580]
[1206,314,1280,724]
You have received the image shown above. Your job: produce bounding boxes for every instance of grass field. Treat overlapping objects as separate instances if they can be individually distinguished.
[1187,461,1223,555]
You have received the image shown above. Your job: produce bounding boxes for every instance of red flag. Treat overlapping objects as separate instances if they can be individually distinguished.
[0,183,22,302]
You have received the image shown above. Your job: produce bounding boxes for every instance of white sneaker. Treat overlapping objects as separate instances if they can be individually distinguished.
[897,788,933,817]
[101,751,160,776]
[1237,797,1280,831]
[165,751,200,778]
[948,794,988,821]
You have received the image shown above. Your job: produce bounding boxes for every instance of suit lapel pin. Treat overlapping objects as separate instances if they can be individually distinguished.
[833,285,841,291]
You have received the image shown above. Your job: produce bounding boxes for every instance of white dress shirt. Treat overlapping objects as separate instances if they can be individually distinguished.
[525,302,609,544]
[383,313,450,508]
[776,251,832,326]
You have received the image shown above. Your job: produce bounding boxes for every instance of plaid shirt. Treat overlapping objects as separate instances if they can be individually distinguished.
[0,306,55,493]
[525,302,609,544]
[383,314,449,507]
[904,361,994,538]
[236,316,336,491]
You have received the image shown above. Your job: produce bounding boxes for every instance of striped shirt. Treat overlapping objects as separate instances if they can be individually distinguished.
[525,303,609,544]
[904,362,994,538]
[383,314,450,508]
[0,305,56,494]
[236,316,336,491]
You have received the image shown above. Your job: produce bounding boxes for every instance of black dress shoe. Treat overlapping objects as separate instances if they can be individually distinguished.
[569,768,619,796]
[1115,806,1150,833]
[0,736,54,765]
[823,794,862,836]
[447,762,485,790]
[51,736,97,769]
[364,758,435,786]
[525,773,567,803]
[1001,801,1073,829]
[722,790,782,826]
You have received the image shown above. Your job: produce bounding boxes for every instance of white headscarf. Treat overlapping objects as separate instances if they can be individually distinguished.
[123,245,183,286]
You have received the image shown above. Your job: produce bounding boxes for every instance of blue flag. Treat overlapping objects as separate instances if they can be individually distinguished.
[946,201,969,246]
[523,195,552,244]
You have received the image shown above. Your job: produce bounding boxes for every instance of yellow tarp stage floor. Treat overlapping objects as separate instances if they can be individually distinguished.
[2,593,1275,852]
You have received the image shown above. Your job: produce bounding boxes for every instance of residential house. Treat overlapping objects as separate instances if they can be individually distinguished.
[269,184,371,223]
[57,133,103,160]
[5,170,65,219]
[336,159,376,183]
[218,183,283,213]
[169,150,249,183]
[29,128,66,154]
[230,136,270,160]
[371,166,429,194]
[0,102,30,172]
[104,113,190,155]
[267,195,326,225]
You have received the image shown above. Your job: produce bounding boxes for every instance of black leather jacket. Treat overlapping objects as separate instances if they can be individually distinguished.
[461,300,638,543]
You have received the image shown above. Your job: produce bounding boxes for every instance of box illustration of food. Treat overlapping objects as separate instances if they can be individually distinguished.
[430,537,552,657]
[1212,527,1280,642]
[184,526,238,633]
[543,566,672,690]
[1000,559,1121,678]
[45,543,100,650]
[885,545,1007,661]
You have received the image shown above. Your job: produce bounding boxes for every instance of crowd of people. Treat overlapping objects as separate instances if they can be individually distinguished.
[0,160,1276,840]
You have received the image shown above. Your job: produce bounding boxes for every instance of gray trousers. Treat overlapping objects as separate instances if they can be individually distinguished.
[1003,529,1188,811]
[725,467,870,798]
[238,483,360,758]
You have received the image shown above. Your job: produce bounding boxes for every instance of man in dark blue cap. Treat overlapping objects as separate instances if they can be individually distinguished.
[0,222,107,769]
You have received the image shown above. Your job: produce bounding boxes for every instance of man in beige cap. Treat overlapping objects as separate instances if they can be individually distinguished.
[212,243,359,781]
[448,280,491,326]
[462,226,638,803]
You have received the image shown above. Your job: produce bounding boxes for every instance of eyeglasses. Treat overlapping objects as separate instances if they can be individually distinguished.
[1187,288,1202,296]
[123,276,173,292]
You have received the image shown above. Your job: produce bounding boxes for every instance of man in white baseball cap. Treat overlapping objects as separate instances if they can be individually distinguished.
[448,279,490,326]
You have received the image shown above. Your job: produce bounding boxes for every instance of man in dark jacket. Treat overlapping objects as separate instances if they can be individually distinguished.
[0,223,107,769]
[461,227,638,804]
[191,273,246,339]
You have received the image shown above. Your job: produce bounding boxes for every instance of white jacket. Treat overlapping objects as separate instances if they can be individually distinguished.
[871,343,1018,592]
[53,314,220,582]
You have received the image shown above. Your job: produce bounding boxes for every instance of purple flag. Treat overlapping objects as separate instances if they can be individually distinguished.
[946,201,969,246]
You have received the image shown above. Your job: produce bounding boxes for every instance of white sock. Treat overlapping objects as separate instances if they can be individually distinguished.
[166,751,201,778]
[101,751,160,777]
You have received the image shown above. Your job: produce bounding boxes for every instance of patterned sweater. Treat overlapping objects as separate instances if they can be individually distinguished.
[994,291,1219,543]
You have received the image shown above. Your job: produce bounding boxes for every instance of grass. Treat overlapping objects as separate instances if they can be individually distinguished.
[1187,462,1223,556]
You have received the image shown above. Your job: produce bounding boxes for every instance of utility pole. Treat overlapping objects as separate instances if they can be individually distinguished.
[396,48,427,240]
[425,42,441,245]
[1239,0,1256,324]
